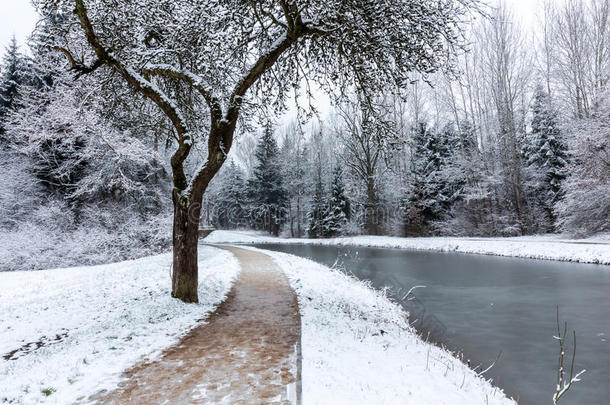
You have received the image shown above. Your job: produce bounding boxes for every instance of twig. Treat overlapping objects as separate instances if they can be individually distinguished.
[552,306,586,405]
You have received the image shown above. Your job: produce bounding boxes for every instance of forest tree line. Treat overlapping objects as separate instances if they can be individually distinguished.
[0,1,608,271]
[207,1,609,239]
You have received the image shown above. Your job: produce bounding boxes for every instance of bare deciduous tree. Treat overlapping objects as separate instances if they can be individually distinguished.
[552,0,610,118]
[334,96,396,235]
[481,4,531,234]
[38,0,476,301]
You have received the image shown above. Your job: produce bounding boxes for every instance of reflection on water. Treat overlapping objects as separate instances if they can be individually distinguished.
[254,243,610,405]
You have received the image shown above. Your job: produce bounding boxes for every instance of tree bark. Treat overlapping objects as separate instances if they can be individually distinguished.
[289,200,294,238]
[171,193,201,303]
[296,195,302,238]
[366,176,378,235]
[170,125,230,303]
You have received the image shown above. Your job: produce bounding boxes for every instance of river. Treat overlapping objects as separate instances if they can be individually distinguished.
[253,243,610,405]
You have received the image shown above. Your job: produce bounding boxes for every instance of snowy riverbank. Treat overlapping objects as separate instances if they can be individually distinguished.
[0,247,239,404]
[245,246,516,405]
[0,243,517,404]
[206,230,610,265]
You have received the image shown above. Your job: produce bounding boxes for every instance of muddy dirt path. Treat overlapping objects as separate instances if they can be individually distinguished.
[83,246,301,405]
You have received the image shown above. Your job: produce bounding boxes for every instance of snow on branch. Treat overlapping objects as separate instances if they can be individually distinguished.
[65,0,187,137]
[142,64,220,117]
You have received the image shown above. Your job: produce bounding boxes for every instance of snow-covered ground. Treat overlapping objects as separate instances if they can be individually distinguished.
[0,246,239,405]
[0,241,523,404]
[206,230,610,265]
[244,246,515,405]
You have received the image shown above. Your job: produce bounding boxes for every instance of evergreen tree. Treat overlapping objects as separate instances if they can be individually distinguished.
[0,37,29,141]
[524,87,569,231]
[441,120,497,236]
[247,126,287,236]
[1,35,83,200]
[404,122,454,235]
[322,166,350,237]
[436,124,465,214]
[6,56,168,213]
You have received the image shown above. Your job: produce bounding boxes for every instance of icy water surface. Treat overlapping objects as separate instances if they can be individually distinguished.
[254,243,610,405]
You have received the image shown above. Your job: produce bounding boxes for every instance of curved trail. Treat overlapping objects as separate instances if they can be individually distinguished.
[84,246,301,405]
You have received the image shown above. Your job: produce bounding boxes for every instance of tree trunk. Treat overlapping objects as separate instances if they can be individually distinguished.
[289,200,294,238]
[171,193,201,303]
[366,176,378,235]
[296,195,302,238]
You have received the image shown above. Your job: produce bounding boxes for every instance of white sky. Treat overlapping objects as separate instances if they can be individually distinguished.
[495,0,539,28]
[0,1,38,52]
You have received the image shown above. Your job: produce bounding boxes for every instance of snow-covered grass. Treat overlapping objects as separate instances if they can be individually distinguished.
[245,246,515,404]
[0,246,239,405]
[207,230,610,265]
[1,239,519,404]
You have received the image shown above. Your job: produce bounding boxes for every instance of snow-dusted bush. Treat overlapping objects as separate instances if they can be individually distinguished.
[0,50,172,271]
[556,92,610,237]
[0,152,40,229]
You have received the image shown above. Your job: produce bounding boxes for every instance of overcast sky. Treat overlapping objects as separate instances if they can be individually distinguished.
[0,0,538,54]
[0,1,38,52]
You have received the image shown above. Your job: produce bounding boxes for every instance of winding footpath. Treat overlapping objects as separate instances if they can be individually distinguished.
[83,246,302,405]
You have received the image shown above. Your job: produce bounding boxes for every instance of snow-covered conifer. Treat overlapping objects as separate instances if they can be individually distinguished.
[0,37,30,141]
[322,166,350,237]
[248,126,288,236]
[307,157,326,239]
[523,86,569,231]
[403,122,454,235]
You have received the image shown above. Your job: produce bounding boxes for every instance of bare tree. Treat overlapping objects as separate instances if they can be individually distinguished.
[334,96,396,235]
[554,0,593,118]
[552,0,609,118]
[38,0,477,301]
[536,0,558,102]
[279,120,308,237]
[481,4,532,234]
[590,0,610,103]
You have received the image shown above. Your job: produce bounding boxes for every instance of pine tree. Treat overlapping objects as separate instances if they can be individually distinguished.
[436,124,465,215]
[404,122,454,235]
[442,120,497,236]
[322,166,350,237]
[525,87,569,231]
[0,37,29,141]
[247,126,287,236]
